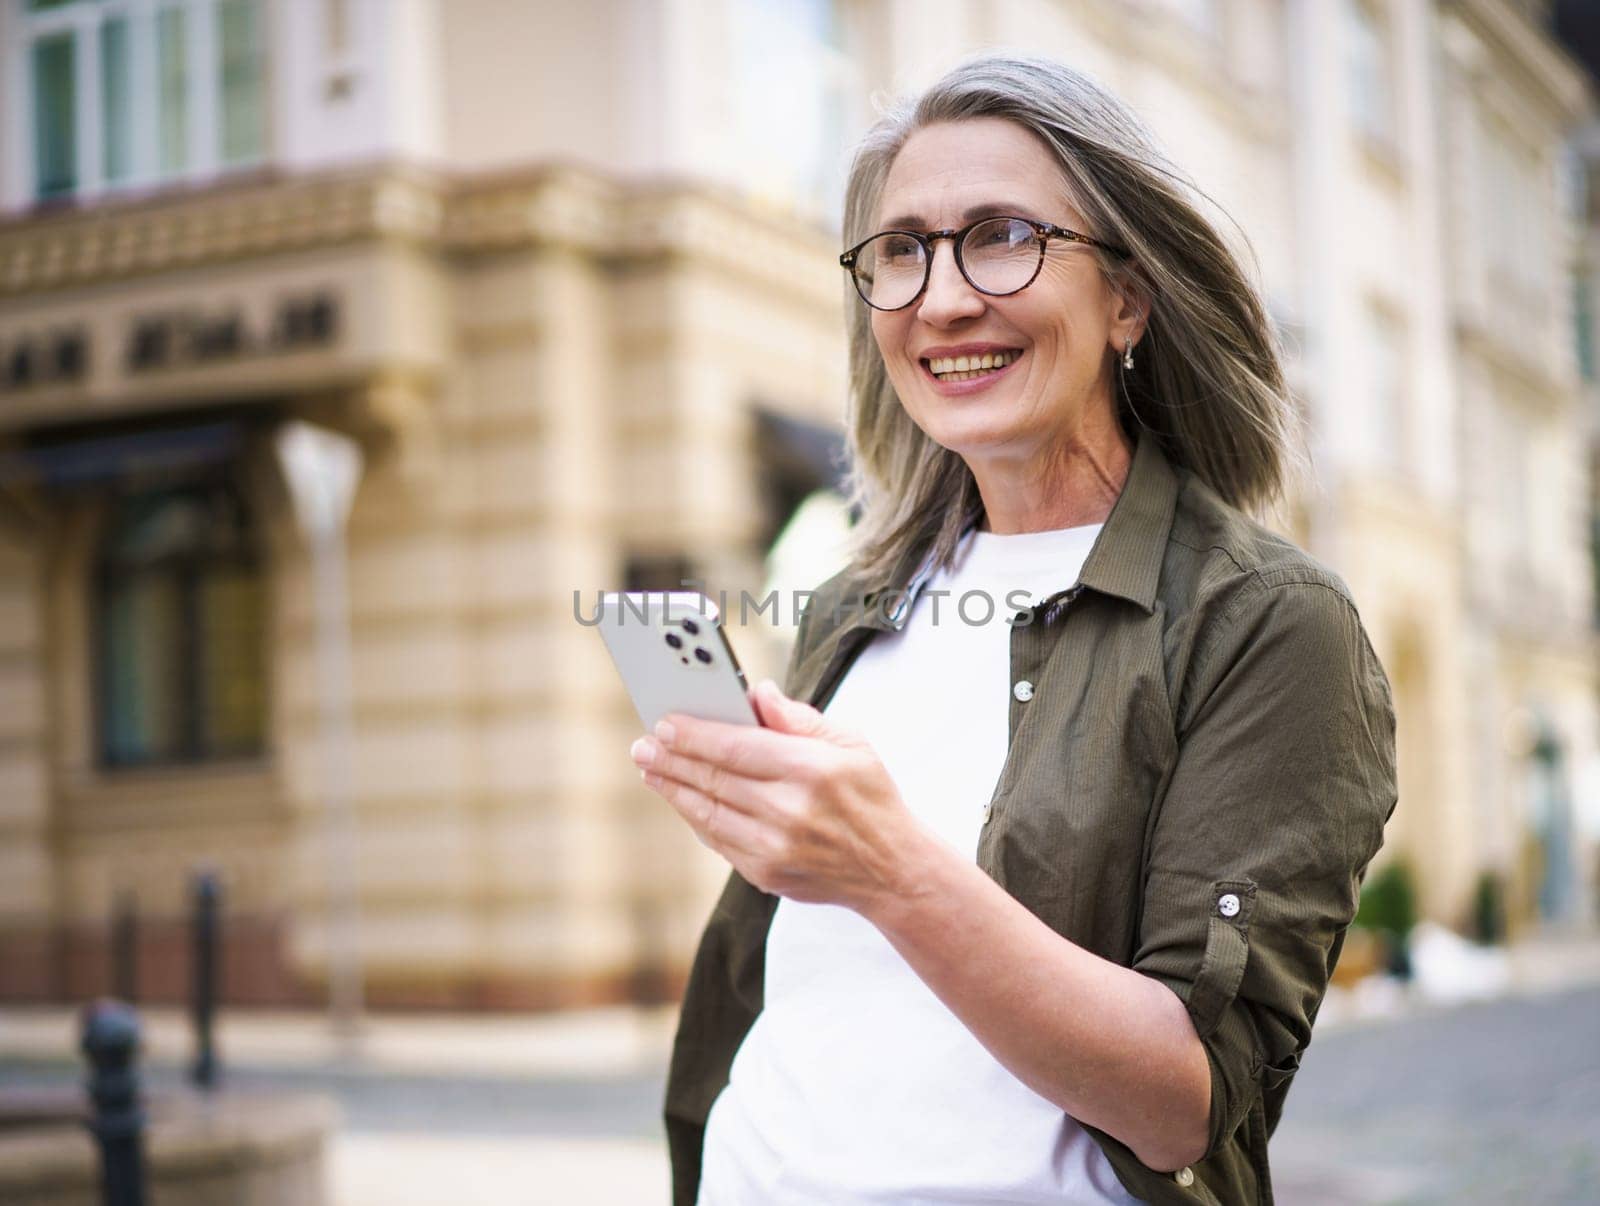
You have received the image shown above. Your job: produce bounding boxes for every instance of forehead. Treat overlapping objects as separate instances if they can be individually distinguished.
[877,117,1076,228]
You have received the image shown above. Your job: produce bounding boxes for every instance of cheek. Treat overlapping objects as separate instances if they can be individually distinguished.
[870,311,903,358]
[871,316,920,382]
[1017,274,1109,361]
[1029,260,1113,324]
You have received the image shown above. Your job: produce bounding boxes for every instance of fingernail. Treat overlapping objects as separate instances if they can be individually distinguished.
[630,737,656,766]
[654,720,676,746]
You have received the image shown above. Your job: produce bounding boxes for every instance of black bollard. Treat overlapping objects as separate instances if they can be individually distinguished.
[190,870,221,1090]
[112,890,138,1004]
[80,999,148,1206]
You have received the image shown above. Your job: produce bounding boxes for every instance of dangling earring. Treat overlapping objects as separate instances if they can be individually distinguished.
[1122,339,1134,371]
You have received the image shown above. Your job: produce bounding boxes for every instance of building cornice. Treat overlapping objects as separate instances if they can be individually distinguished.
[1075,0,1292,149]
[1443,0,1593,124]
[0,162,843,311]
[1455,315,1582,407]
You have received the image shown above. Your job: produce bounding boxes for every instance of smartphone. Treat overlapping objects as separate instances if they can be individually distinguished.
[594,591,760,732]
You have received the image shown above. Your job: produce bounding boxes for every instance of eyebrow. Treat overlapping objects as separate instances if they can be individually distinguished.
[877,202,1045,231]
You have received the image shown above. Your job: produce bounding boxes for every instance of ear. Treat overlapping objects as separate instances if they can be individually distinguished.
[1107,265,1152,354]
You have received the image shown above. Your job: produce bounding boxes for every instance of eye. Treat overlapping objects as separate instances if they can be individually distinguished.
[880,234,922,263]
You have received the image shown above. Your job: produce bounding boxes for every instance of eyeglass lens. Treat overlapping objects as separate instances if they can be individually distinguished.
[852,217,1042,310]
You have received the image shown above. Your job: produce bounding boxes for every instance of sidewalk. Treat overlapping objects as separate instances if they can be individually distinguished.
[6,929,1597,1071]
[0,1004,680,1206]
[1314,924,1600,1029]
[0,1001,680,1080]
[4,929,1597,1206]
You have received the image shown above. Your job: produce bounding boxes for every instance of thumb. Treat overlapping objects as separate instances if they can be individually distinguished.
[752,678,832,737]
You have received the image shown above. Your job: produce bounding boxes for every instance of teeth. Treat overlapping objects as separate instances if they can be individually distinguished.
[927,350,1019,378]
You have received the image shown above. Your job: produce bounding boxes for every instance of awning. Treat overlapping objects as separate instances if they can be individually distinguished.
[0,420,244,490]
[752,405,849,494]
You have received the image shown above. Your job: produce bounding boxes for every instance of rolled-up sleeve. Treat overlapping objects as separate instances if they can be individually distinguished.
[1132,577,1397,1158]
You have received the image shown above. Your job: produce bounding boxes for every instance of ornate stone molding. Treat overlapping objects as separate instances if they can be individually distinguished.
[0,170,444,296]
[0,163,842,311]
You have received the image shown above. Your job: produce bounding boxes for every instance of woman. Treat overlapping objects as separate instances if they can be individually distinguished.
[636,54,1397,1205]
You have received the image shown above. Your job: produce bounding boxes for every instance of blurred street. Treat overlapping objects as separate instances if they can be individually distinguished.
[0,1005,675,1205]
[1273,982,1600,1205]
[3,933,1598,1205]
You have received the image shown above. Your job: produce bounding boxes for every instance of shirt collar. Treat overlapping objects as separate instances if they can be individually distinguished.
[1073,428,1179,615]
[859,428,1179,630]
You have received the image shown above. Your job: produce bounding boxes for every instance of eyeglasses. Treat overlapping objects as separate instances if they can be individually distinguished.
[839,215,1128,312]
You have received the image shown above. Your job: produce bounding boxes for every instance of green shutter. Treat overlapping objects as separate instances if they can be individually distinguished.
[158,6,189,175]
[219,0,265,164]
[101,17,133,183]
[31,33,76,199]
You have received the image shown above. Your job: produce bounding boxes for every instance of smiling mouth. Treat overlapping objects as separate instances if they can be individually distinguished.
[923,350,1022,382]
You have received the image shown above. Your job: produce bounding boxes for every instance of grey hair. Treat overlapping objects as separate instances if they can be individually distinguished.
[839,52,1305,586]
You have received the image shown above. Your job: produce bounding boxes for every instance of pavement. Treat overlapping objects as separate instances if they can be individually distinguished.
[3,927,1598,1205]
[0,1003,679,1204]
[1272,982,1600,1204]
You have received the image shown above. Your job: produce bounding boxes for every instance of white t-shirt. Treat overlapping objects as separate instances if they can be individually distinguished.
[698,522,1145,1205]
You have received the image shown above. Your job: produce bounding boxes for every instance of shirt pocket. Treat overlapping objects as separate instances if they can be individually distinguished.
[1186,878,1256,1039]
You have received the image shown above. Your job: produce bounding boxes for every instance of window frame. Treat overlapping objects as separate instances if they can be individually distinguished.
[91,476,268,770]
[1344,0,1399,155]
[13,0,266,204]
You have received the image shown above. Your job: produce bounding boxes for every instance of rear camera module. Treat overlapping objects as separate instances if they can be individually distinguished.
[664,632,683,649]
[694,647,713,665]
[681,618,701,636]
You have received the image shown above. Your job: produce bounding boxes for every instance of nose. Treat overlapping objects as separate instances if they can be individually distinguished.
[916,239,986,325]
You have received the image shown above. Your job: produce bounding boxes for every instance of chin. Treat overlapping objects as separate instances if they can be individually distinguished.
[918,418,1028,460]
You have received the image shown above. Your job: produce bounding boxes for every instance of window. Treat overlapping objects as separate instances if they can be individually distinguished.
[18,0,266,202]
[1157,0,1222,36]
[217,0,263,163]
[1363,304,1408,475]
[1483,120,1553,326]
[30,31,76,198]
[623,553,696,594]
[94,480,267,767]
[1576,271,1596,383]
[1345,0,1396,150]
[724,0,856,225]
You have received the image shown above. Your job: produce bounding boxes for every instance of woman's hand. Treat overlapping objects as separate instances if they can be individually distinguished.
[636,681,1212,1171]
[630,679,925,915]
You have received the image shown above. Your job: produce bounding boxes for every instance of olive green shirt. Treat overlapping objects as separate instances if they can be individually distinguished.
[664,429,1398,1205]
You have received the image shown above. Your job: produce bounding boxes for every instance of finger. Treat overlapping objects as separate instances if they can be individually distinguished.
[654,712,812,780]
[636,741,767,816]
[748,678,819,732]
[750,679,840,741]
[643,768,769,859]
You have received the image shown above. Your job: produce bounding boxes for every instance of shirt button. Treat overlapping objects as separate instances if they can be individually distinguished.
[1218,893,1241,918]
[1174,1166,1195,1187]
[1012,679,1035,702]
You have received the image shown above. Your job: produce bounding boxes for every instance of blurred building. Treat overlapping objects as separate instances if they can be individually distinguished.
[0,0,1594,1012]
[0,0,850,1008]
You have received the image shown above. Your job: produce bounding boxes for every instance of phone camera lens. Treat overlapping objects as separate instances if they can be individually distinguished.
[664,632,683,649]
[694,647,713,665]
[681,618,701,636]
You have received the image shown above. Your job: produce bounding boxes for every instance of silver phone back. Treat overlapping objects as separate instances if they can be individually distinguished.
[594,592,758,732]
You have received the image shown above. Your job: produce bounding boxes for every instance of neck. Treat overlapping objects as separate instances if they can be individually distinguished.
[970,408,1134,535]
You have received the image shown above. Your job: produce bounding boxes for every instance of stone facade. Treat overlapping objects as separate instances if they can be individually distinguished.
[0,158,844,1006]
[0,0,1595,1011]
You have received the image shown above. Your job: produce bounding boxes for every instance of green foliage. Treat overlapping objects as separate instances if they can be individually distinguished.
[1471,870,1507,945]
[1354,857,1417,939]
